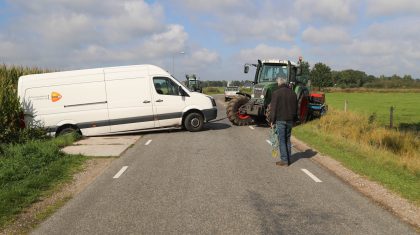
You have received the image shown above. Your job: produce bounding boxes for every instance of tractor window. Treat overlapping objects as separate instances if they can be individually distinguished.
[259,65,288,83]
[189,80,197,85]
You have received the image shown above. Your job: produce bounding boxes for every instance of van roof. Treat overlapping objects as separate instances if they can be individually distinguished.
[18,64,169,82]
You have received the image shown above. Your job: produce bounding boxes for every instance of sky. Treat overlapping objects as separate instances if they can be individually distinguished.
[1,0,420,81]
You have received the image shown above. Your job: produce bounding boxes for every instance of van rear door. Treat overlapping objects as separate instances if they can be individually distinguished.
[105,70,156,133]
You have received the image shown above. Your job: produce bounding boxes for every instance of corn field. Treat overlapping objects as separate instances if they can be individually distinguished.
[0,65,50,144]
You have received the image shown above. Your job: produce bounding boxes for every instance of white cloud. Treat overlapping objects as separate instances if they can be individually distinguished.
[294,0,356,24]
[302,26,351,45]
[0,0,199,71]
[189,48,220,64]
[142,25,189,58]
[366,0,420,16]
[213,15,300,43]
[175,0,300,43]
[318,17,420,77]
[237,44,302,62]
[178,0,247,12]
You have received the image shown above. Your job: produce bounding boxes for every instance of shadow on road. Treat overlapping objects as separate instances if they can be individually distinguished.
[204,122,231,131]
[290,149,318,165]
[247,190,334,234]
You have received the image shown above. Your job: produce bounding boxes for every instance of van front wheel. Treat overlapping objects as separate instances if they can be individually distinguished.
[184,112,204,132]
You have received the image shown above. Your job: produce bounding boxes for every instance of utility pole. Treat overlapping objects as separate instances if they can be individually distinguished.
[172,51,185,75]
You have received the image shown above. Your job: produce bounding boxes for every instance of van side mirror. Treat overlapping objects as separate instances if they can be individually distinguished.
[179,86,189,97]
[244,65,249,74]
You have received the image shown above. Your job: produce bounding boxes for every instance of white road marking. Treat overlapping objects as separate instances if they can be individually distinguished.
[249,126,255,130]
[301,169,322,182]
[145,139,152,145]
[113,166,128,179]
[266,139,272,146]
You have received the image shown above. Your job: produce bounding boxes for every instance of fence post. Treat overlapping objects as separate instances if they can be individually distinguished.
[390,106,394,128]
[344,100,348,112]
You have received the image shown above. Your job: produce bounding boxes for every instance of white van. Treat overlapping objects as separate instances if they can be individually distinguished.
[18,64,217,136]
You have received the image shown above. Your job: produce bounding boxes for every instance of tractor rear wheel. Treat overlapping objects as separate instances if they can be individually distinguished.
[226,95,254,126]
[297,89,309,123]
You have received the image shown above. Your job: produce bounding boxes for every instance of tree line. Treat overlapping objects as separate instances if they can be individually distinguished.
[298,61,420,89]
[192,61,420,89]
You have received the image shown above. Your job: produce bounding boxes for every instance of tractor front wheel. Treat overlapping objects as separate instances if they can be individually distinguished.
[226,96,254,126]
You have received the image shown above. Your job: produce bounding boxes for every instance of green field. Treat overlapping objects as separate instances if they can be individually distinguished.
[325,92,420,126]
[294,91,420,205]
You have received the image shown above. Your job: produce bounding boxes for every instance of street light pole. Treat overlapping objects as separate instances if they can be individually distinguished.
[172,51,185,75]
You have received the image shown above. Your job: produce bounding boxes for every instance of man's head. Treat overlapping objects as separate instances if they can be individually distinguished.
[277,76,287,86]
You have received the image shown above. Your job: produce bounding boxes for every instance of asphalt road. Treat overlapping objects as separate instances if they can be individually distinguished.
[33,94,417,235]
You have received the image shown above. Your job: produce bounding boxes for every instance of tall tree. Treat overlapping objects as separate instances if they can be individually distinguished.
[298,61,310,84]
[310,63,333,90]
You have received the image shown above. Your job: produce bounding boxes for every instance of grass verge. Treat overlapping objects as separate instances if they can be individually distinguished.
[203,87,224,95]
[293,110,419,206]
[0,134,86,228]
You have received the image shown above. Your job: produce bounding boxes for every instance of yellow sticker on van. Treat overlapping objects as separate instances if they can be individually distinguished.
[51,92,62,102]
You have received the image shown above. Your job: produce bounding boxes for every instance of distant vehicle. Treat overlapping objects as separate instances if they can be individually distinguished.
[185,74,202,93]
[18,64,217,136]
[224,86,240,102]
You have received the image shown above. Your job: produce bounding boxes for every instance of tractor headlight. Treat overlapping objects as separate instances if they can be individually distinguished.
[260,87,266,99]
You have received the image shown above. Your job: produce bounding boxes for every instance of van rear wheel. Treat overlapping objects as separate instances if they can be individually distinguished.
[184,112,204,132]
[57,125,79,136]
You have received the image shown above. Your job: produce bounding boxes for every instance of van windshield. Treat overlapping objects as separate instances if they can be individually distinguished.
[171,75,190,91]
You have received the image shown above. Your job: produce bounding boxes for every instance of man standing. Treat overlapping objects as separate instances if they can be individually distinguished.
[269,76,298,166]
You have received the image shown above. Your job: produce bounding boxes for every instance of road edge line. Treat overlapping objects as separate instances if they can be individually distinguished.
[301,169,322,182]
[291,136,420,230]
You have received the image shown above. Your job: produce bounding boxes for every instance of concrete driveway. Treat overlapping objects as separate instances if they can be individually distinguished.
[62,135,141,157]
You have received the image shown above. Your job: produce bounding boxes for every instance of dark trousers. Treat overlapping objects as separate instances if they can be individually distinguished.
[276,120,293,163]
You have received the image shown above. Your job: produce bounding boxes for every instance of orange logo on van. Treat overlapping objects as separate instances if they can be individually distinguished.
[51,92,62,102]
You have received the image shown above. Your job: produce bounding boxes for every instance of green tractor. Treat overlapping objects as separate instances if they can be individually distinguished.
[226,59,326,126]
[185,74,203,93]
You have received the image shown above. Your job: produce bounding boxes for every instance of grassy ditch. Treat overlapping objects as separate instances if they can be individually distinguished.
[294,109,420,205]
[0,134,86,228]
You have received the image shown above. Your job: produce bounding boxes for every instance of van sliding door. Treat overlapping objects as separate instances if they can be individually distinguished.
[105,72,155,133]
